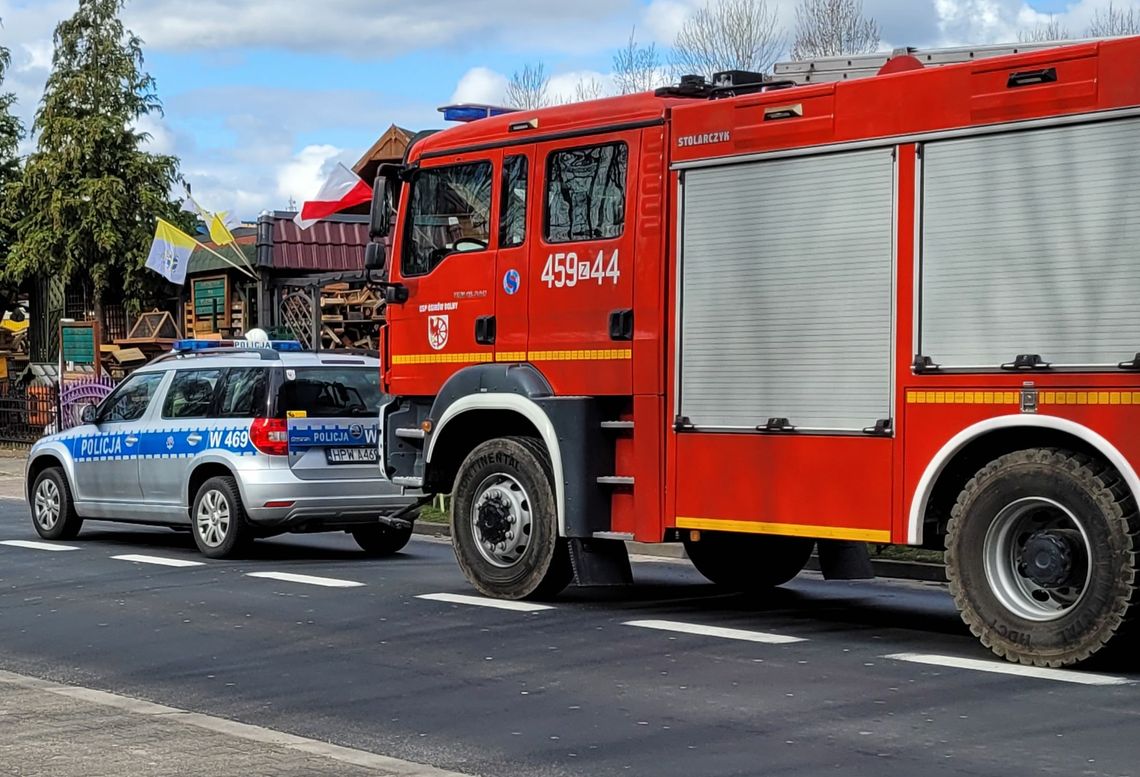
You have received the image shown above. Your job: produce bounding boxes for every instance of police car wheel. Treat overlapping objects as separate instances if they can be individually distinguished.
[351,524,412,556]
[450,436,571,601]
[31,467,82,541]
[947,448,1140,667]
[191,476,250,559]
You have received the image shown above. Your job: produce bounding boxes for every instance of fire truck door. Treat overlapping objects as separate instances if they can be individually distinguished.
[385,153,498,397]
[529,132,639,395]
[493,147,535,362]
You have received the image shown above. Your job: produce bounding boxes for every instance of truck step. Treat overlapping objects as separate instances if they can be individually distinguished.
[596,476,634,486]
[391,476,424,488]
[600,420,634,430]
[394,428,426,440]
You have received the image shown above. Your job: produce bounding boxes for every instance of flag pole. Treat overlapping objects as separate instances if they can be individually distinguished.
[194,239,258,280]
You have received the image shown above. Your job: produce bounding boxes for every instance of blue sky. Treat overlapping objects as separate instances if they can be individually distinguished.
[0,0,1130,218]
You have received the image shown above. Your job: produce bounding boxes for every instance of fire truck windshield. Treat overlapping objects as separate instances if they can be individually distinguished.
[402,161,493,277]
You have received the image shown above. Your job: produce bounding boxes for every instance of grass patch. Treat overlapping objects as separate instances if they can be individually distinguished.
[869,543,944,564]
[420,505,448,524]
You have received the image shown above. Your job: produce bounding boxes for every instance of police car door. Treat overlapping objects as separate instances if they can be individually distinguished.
[72,370,167,504]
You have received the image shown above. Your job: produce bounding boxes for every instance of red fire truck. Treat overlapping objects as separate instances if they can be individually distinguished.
[364,38,1140,667]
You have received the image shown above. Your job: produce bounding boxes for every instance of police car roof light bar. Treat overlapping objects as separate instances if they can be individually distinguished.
[172,339,303,352]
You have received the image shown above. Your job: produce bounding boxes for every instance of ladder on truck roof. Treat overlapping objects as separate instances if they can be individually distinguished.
[773,38,1101,84]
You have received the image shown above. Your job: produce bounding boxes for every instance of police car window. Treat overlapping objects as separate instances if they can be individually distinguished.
[162,369,222,419]
[278,368,380,418]
[499,155,528,248]
[216,368,269,418]
[545,142,627,243]
[402,160,493,277]
[98,372,164,423]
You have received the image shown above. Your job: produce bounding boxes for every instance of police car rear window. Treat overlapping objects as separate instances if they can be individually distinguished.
[278,368,380,418]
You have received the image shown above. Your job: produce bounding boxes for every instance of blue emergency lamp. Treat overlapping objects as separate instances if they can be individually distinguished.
[172,339,304,352]
[438,103,517,123]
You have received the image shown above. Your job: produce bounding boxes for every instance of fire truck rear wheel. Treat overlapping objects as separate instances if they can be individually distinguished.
[946,448,1140,667]
[683,531,814,591]
[450,436,572,601]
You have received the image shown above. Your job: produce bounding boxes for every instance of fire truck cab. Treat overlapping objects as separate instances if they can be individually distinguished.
[369,37,1140,667]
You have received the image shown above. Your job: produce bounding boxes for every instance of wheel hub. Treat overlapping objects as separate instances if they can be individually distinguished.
[1020,530,1077,588]
[475,490,513,546]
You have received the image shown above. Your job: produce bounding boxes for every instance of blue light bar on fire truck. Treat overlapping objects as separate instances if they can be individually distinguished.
[437,103,517,123]
[172,339,304,352]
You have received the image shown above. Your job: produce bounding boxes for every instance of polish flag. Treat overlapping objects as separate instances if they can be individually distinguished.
[293,163,373,230]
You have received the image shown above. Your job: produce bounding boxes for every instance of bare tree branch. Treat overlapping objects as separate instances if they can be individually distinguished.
[571,76,607,103]
[613,27,665,94]
[505,62,550,110]
[790,0,880,60]
[1018,15,1070,43]
[671,0,787,80]
[1087,2,1140,36]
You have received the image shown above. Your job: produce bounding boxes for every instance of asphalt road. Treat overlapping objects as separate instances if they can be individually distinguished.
[1,498,1138,777]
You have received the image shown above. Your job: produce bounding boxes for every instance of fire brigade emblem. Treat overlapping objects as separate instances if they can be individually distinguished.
[428,315,449,350]
[503,269,520,295]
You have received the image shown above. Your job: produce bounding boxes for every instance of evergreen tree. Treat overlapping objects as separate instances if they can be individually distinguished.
[0,23,25,312]
[3,0,181,316]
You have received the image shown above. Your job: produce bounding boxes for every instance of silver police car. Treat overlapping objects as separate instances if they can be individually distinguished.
[25,339,418,558]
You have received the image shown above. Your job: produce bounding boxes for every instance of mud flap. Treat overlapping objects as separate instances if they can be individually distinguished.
[568,538,633,587]
[817,540,875,580]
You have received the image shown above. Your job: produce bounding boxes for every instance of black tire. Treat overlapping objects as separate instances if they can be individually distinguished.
[29,467,83,541]
[946,448,1140,667]
[683,531,814,591]
[450,436,572,600]
[352,524,413,556]
[190,476,251,559]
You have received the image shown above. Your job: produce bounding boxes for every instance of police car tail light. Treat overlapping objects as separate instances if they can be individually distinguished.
[250,418,288,456]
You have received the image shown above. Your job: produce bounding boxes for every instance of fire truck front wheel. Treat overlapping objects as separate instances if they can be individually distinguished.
[946,448,1140,667]
[450,436,572,600]
[683,531,814,591]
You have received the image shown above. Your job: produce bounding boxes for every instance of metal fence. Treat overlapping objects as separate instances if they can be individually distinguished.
[0,383,57,445]
[0,377,118,446]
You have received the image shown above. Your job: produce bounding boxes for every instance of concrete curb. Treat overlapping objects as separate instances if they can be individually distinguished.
[412,522,946,583]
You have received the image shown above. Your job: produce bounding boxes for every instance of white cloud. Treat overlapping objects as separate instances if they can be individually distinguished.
[450,67,509,105]
[17,40,53,72]
[548,69,616,101]
[275,144,345,206]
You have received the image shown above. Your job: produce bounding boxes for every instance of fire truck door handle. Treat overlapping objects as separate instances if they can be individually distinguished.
[475,316,496,345]
[1007,67,1057,88]
[608,309,633,341]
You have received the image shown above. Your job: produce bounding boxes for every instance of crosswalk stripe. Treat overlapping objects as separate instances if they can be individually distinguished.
[624,619,805,644]
[0,540,79,552]
[245,571,364,588]
[112,554,205,568]
[884,652,1132,686]
[416,593,553,612]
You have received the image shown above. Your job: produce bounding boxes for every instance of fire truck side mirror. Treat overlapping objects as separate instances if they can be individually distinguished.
[364,242,387,274]
[369,169,398,240]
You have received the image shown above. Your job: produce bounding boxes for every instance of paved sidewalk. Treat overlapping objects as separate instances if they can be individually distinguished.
[0,671,471,777]
[0,451,25,500]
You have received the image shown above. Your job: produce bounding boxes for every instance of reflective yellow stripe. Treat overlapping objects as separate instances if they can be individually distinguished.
[676,517,890,543]
[907,390,1140,406]
[392,349,632,365]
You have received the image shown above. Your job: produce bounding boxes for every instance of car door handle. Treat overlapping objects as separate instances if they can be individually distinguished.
[125,435,139,446]
[187,433,203,445]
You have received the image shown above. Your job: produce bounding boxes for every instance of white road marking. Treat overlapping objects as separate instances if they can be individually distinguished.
[884,652,1132,686]
[246,571,364,588]
[624,619,805,644]
[0,539,79,552]
[112,554,205,568]
[416,593,553,612]
[0,669,472,776]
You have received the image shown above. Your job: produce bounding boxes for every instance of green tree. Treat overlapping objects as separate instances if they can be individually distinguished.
[4,0,181,318]
[0,22,25,313]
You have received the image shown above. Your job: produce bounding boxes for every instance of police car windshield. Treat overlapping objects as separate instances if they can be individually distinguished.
[278,368,380,418]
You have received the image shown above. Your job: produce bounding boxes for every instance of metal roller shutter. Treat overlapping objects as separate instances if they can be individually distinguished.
[678,148,895,431]
[921,118,1140,368]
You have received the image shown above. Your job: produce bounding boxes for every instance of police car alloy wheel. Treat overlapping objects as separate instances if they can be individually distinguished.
[191,476,250,558]
[30,467,83,541]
